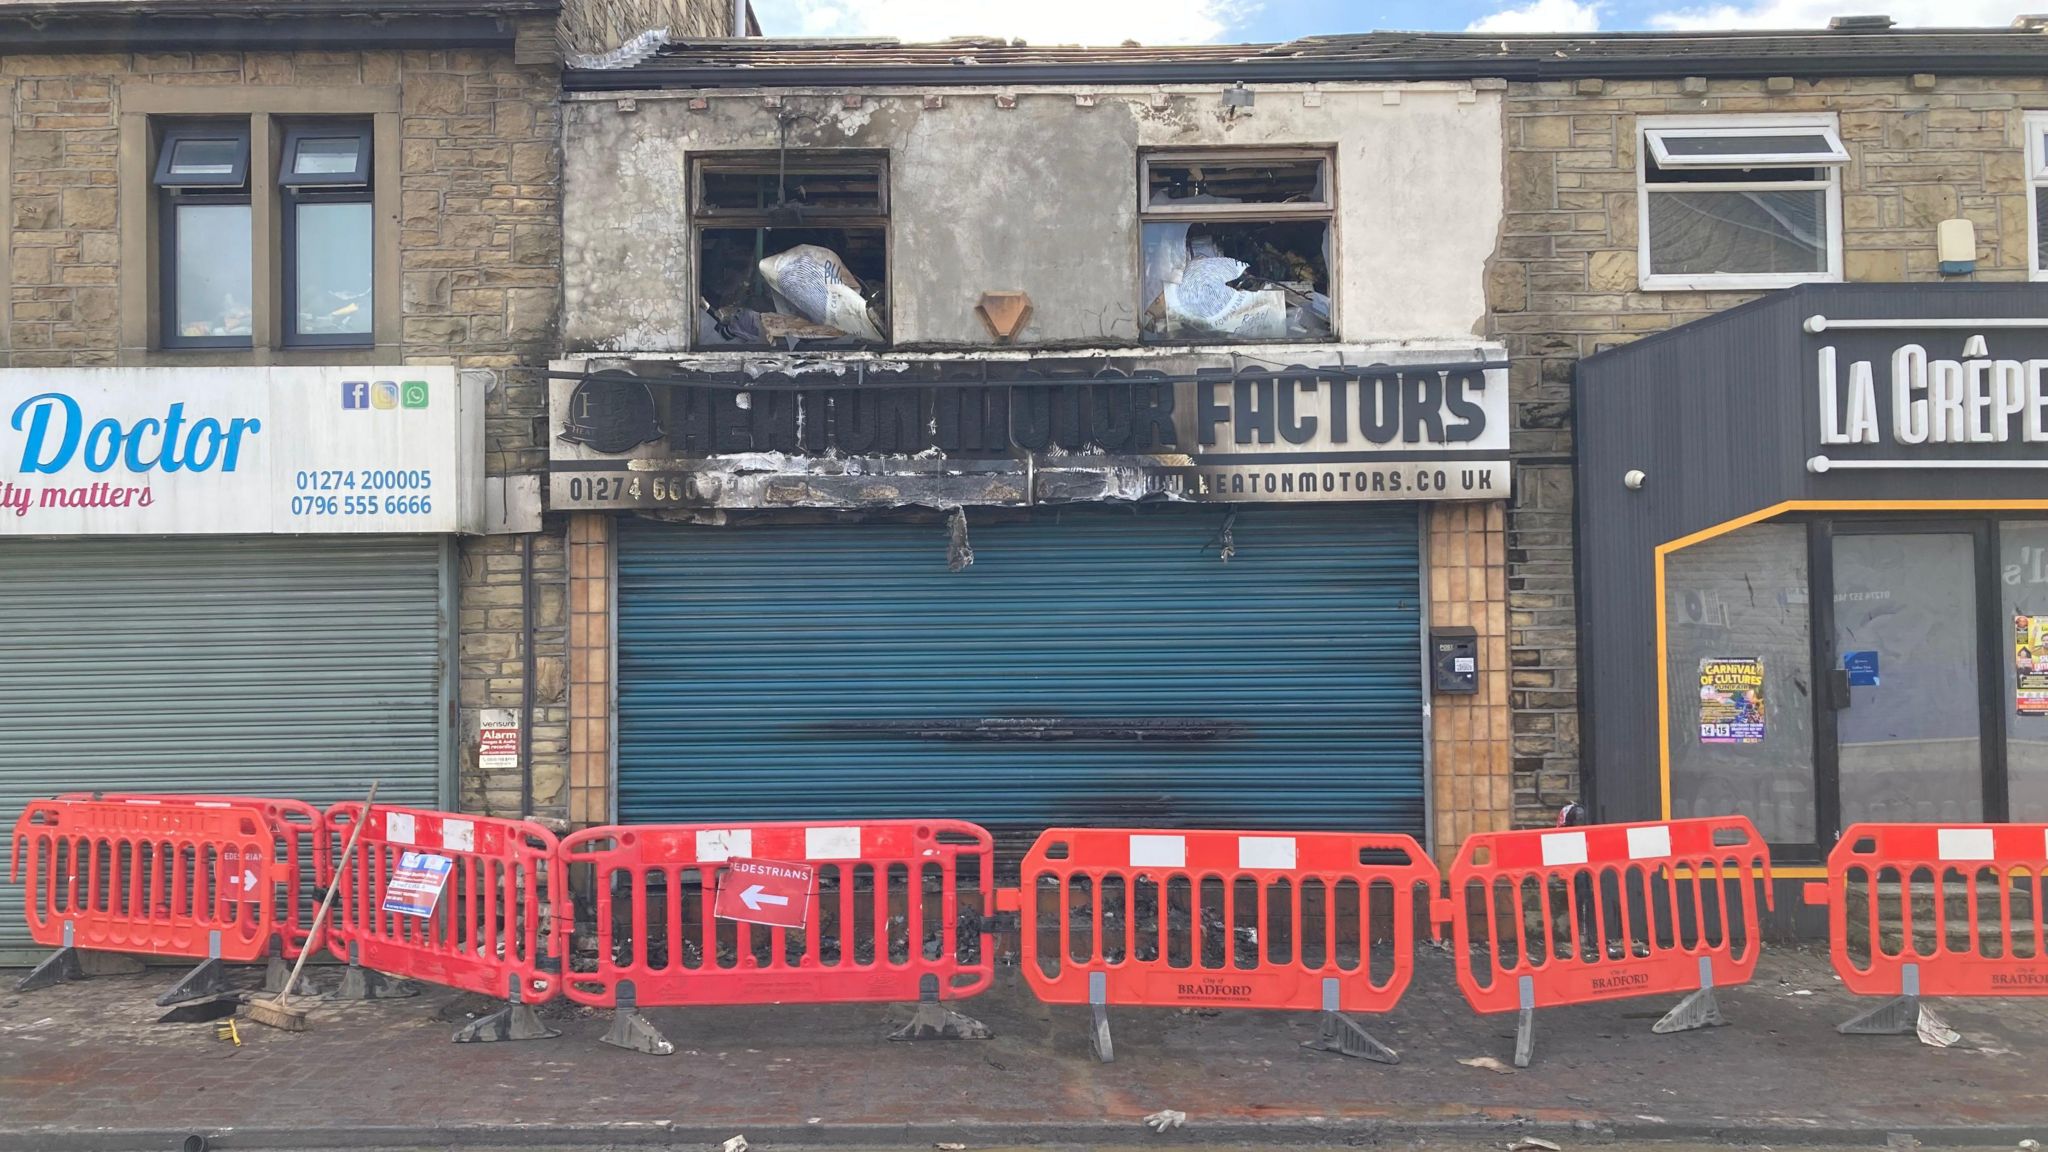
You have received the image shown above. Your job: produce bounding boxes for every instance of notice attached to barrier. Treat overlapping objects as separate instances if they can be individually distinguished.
[713,857,814,930]
[381,850,454,918]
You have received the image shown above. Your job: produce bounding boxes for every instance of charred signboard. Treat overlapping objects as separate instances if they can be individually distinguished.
[548,350,1510,511]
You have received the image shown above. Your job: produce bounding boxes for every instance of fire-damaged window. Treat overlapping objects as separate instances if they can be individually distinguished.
[693,154,890,349]
[1139,150,1334,344]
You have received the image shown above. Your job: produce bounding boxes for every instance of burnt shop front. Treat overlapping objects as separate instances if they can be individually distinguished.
[1578,284,2048,918]
[0,366,486,963]
[549,349,1510,848]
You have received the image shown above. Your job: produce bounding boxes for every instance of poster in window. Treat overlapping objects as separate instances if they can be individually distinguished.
[2018,615,2048,716]
[1699,656,1767,744]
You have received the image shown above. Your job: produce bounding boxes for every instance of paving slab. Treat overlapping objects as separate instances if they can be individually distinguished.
[1,947,2045,1151]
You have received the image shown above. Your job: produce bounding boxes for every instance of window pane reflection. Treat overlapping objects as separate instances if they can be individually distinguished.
[1665,522,1817,844]
[174,202,252,339]
[2006,522,2048,819]
[295,201,372,337]
[1647,189,1827,276]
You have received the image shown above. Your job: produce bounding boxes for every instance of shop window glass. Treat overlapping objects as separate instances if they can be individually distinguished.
[2005,521,2048,818]
[1665,523,1816,844]
[1833,532,1983,825]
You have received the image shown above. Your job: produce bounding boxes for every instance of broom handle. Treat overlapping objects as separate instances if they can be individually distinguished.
[274,780,379,1004]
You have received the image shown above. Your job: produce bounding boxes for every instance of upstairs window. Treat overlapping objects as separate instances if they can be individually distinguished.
[1139,149,1334,344]
[693,155,890,348]
[279,123,374,346]
[1637,118,1846,290]
[155,122,253,348]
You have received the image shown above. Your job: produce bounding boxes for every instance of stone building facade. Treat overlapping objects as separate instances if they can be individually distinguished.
[0,0,738,831]
[1488,51,2048,826]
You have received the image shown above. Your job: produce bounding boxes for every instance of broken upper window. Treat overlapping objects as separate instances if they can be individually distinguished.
[693,154,889,349]
[1637,119,1846,289]
[1139,150,1334,344]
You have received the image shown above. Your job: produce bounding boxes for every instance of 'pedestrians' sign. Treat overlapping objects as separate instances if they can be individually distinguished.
[713,857,814,929]
[381,851,455,918]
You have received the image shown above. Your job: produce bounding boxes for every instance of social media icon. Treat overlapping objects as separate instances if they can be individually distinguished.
[400,380,429,409]
[342,381,370,410]
[371,381,399,410]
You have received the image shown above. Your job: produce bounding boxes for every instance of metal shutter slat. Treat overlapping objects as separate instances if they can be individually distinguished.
[0,536,447,962]
[616,507,1424,849]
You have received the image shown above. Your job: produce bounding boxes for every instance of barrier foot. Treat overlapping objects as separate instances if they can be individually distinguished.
[263,953,324,999]
[156,958,228,1007]
[1839,963,1925,1036]
[333,963,420,1001]
[1652,986,1725,1033]
[1838,994,1922,1036]
[1652,956,1726,1035]
[454,976,558,1044]
[1513,975,1536,1068]
[599,982,673,1056]
[453,1001,558,1043]
[18,921,146,992]
[16,947,84,992]
[1088,972,1114,1064]
[888,975,992,1042]
[1302,1011,1400,1064]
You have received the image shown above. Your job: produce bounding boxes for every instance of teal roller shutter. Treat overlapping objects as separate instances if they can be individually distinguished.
[0,536,449,961]
[616,506,1424,844]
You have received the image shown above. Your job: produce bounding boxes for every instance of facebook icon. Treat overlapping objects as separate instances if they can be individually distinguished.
[342,381,370,410]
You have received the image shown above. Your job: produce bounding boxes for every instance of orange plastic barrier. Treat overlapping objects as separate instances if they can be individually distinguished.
[325,803,562,1024]
[1805,822,2048,1034]
[560,820,996,1053]
[10,797,284,973]
[1441,816,1772,1065]
[59,793,329,960]
[1006,827,1440,1062]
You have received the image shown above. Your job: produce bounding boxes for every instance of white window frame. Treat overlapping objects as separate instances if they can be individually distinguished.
[1636,114,1845,292]
[2026,113,2048,282]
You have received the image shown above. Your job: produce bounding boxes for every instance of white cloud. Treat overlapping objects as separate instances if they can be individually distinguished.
[1468,0,1603,31]
[752,0,1256,45]
[1651,0,2030,27]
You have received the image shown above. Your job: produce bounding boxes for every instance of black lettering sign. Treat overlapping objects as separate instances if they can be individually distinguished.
[566,363,1492,461]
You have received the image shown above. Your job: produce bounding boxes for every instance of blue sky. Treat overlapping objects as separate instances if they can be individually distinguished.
[754,0,2031,42]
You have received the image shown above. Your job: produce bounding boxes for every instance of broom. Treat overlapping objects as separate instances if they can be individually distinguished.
[244,780,378,1031]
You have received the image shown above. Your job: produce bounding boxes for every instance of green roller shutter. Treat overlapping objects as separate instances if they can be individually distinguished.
[0,536,450,962]
[616,506,1424,849]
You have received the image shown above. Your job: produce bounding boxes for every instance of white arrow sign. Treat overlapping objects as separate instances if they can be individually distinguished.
[739,884,790,911]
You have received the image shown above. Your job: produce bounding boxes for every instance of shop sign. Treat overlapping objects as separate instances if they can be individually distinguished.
[1807,319,2048,474]
[478,708,521,771]
[0,367,484,535]
[548,353,1510,510]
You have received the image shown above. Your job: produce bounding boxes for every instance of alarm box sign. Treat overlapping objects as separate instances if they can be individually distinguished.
[713,857,815,929]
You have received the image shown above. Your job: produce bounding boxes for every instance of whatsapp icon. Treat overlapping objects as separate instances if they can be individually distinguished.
[400,380,430,409]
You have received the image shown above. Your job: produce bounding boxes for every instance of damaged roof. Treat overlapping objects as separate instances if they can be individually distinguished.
[0,0,556,51]
[566,24,2048,88]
